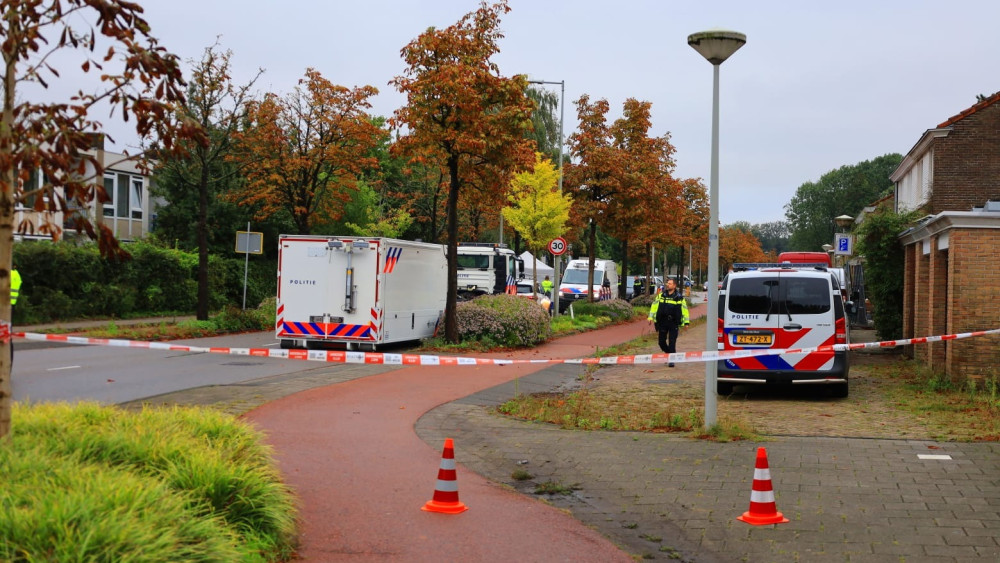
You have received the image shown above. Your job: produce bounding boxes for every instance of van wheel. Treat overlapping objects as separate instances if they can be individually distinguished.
[830,381,849,398]
[279,339,298,350]
[717,382,734,395]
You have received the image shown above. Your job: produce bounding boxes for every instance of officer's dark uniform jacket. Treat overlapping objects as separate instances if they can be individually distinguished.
[647,289,689,330]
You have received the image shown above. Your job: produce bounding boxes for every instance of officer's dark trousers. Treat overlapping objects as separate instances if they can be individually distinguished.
[657,324,679,355]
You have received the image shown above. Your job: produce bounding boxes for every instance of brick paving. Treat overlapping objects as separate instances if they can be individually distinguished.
[415,372,1000,562]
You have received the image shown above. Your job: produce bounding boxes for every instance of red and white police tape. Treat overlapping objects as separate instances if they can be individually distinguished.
[13,327,1000,366]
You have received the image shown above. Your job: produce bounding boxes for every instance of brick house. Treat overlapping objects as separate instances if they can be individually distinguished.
[890,91,1000,378]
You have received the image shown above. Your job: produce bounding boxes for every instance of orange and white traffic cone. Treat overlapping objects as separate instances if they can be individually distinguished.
[422,438,468,514]
[737,447,789,525]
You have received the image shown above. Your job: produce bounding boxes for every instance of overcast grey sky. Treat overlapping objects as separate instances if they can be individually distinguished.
[113,1,1000,224]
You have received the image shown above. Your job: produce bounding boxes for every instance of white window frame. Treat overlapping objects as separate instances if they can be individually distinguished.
[103,171,144,220]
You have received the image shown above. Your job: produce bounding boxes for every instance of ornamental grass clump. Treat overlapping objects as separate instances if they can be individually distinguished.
[455,294,552,347]
[3,402,297,562]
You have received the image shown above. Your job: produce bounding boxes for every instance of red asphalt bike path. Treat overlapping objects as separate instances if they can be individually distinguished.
[245,303,706,562]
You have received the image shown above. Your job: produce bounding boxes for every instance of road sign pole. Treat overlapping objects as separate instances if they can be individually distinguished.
[243,222,250,310]
[553,254,561,316]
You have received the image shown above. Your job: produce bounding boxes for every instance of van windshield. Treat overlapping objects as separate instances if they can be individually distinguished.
[728,276,830,315]
[562,268,603,285]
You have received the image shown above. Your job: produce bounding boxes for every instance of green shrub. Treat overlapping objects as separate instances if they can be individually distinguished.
[455,294,552,347]
[630,293,656,307]
[4,402,297,562]
[12,240,277,323]
[568,299,636,322]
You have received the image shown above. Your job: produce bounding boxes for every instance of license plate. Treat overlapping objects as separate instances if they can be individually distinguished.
[734,333,773,346]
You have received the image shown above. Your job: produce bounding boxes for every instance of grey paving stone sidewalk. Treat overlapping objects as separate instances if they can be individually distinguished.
[415,365,1000,562]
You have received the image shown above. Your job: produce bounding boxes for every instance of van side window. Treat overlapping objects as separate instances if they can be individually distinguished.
[779,278,830,315]
[728,277,777,314]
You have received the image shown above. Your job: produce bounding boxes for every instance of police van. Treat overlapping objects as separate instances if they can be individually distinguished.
[717,263,850,397]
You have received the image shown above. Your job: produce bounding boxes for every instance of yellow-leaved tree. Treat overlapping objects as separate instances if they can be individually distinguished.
[502,153,572,292]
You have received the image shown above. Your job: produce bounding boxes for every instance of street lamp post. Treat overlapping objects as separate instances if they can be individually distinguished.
[528,79,565,316]
[688,29,745,429]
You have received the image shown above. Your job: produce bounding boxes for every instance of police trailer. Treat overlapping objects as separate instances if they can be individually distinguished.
[276,235,448,350]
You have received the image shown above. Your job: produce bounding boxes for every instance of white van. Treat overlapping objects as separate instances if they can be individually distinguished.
[717,263,850,397]
[558,258,619,312]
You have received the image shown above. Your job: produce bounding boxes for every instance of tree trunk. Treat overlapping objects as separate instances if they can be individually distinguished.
[644,242,652,296]
[587,221,597,303]
[620,239,629,299]
[444,154,461,343]
[0,53,17,438]
[197,160,210,320]
[531,252,538,295]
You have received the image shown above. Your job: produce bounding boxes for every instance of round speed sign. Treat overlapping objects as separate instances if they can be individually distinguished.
[547,237,567,256]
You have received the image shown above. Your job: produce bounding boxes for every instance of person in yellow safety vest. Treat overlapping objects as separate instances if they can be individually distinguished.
[647,277,689,367]
[541,275,553,296]
[10,263,20,365]
[11,264,21,306]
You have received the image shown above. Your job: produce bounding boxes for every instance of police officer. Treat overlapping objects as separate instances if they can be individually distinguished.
[647,278,689,367]
[10,262,20,365]
[541,275,553,296]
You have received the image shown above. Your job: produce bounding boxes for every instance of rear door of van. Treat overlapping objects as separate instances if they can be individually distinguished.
[771,273,837,372]
[721,271,836,374]
[721,272,781,372]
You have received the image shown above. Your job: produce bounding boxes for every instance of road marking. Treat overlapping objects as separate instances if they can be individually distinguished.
[46,365,81,371]
[917,454,952,460]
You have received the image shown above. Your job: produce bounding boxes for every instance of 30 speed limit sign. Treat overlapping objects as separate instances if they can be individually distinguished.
[548,237,567,256]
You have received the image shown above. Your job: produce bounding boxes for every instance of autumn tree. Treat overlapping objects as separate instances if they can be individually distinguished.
[603,99,681,298]
[718,225,768,273]
[0,0,198,437]
[153,43,262,320]
[502,153,572,290]
[564,95,619,299]
[390,0,535,343]
[228,69,384,235]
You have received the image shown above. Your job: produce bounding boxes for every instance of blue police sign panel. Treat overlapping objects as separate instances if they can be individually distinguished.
[834,233,853,255]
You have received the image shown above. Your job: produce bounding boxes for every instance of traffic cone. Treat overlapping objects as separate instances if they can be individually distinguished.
[737,447,789,525]
[422,438,468,514]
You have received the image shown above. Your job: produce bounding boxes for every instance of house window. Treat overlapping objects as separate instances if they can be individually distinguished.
[131,177,143,219]
[103,172,143,220]
[17,169,46,210]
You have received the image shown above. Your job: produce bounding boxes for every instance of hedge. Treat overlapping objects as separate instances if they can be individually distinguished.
[12,240,276,324]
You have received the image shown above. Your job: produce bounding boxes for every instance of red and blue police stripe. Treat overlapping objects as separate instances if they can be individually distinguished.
[385,246,403,273]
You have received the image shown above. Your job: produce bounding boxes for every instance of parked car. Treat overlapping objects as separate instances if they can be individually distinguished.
[625,275,662,300]
[515,280,551,312]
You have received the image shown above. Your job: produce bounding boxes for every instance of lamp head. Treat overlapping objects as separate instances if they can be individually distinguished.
[688,29,747,65]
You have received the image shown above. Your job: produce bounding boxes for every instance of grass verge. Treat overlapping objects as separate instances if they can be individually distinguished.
[1,402,297,562]
[873,360,1000,441]
[496,331,1000,442]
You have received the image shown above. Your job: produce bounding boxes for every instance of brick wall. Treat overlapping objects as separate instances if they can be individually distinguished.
[913,242,930,364]
[946,229,1000,378]
[927,236,948,370]
[929,102,1000,214]
[905,228,1000,378]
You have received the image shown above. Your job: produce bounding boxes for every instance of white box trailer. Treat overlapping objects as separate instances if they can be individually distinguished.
[276,235,447,350]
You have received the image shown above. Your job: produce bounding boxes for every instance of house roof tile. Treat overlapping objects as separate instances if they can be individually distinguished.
[937,90,1000,128]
